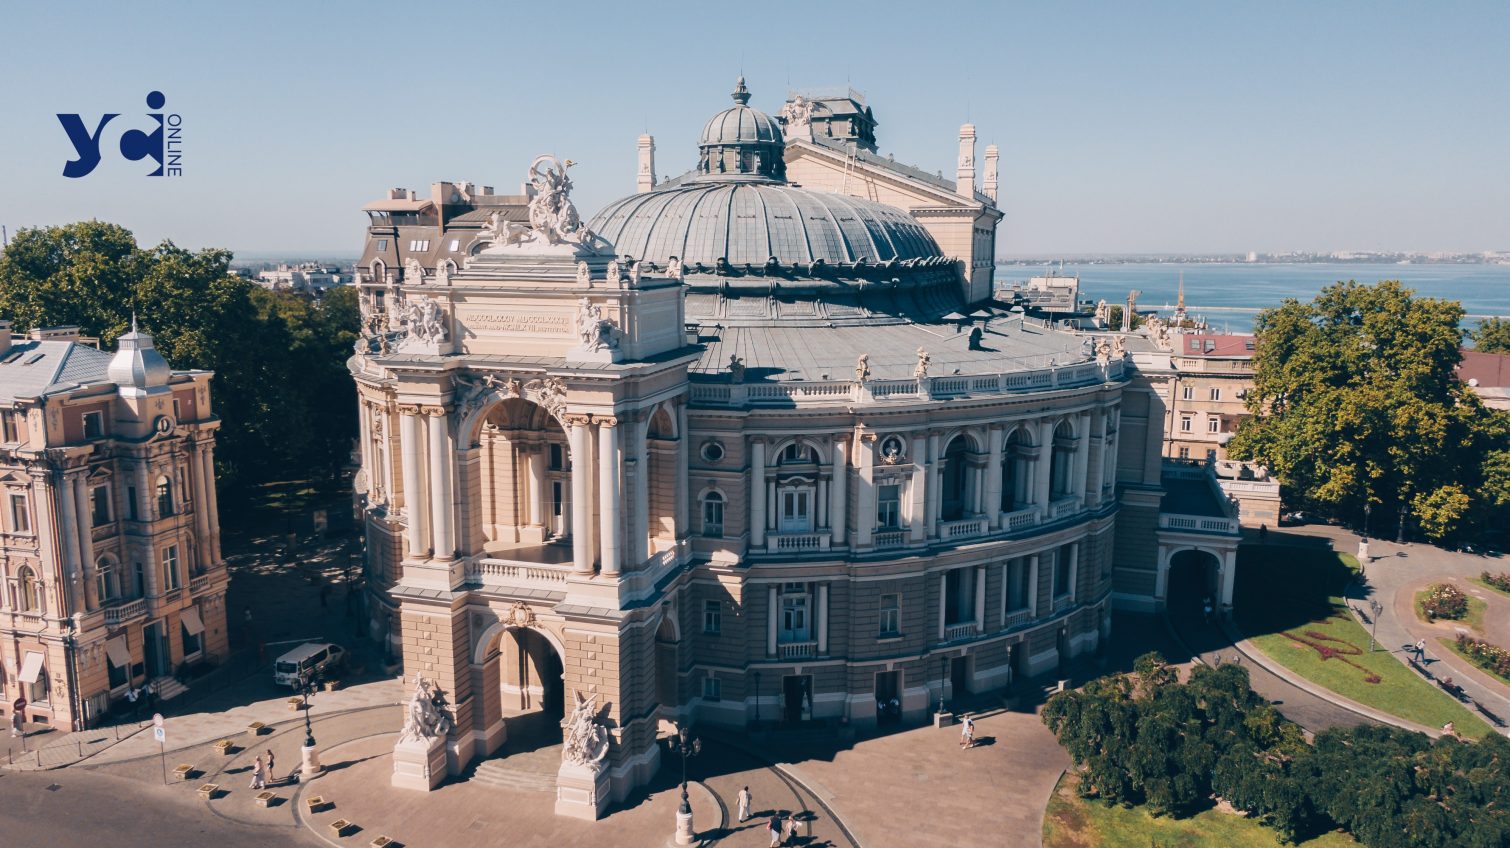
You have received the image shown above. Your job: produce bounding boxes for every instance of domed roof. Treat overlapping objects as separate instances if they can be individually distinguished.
[699,77,783,148]
[108,317,171,394]
[588,180,942,268]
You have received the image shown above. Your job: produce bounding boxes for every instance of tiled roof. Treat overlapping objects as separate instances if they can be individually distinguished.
[1178,334,1256,358]
[1458,349,1510,388]
[0,340,114,401]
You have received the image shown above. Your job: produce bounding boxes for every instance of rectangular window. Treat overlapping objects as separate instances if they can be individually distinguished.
[448,239,460,252]
[702,676,721,701]
[702,496,724,537]
[163,545,180,591]
[91,485,112,526]
[1178,447,1190,460]
[876,483,900,529]
[172,398,181,421]
[82,410,104,439]
[10,494,29,534]
[782,443,810,463]
[780,589,810,642]
[1053,550,1072,598]
[1180,417,1193,433]
[375,239,388,251]
[1209,388,1221,401]
[1,413,16,443]
[1181,386,1194,400]
[548,443,565,471]
[1007,559,1031,611]
[126,486,138,521]
[703,600,721,634]
[879,593,900,637]
[1208,417,1220,433]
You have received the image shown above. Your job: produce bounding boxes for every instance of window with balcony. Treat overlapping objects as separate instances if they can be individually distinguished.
[943,567,976,626]
[879,593,900,637]
[16,564,40,612]
[95,555,120,603]
[779,487,813,533]
[703,600,721,634]
[91,485,112,526]
[155,476,174,518]
[876,483,901,529]
[10,493,30,533]
[1002,428,1032,512]
[163,545,181,592]
[82,410,104,439]
[779,584,810,643]
[701,492,724,538]
[1006,558,1032,612]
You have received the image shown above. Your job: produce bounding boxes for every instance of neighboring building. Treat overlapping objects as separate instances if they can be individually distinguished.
[255,263,350,292]
[0,322,228,732]
[357,181,529,289]
[1458,348,1510,411]
[1164,333,1257,462]
[348,79,1235,818]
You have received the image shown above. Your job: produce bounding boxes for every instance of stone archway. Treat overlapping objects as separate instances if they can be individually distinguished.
[1167,548,1223,614]
[470,610,570,760]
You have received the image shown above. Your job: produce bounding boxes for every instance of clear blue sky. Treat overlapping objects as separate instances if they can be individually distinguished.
[2,1,1507,256]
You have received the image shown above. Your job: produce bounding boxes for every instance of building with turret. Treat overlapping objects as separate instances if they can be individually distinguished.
[0,321,227,732]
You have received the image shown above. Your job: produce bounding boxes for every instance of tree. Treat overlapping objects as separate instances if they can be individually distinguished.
[1229,280,1508,541]
[1471,316,1510,354]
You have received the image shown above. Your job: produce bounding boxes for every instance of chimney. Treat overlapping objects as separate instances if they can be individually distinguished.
[983,144,999,203]
[956,123,976,199]
[30,325,81,343]
[637,134,657,194]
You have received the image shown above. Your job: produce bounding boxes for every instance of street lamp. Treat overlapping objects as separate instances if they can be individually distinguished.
[298,672,323,780]
[1397,505,1407,545]
[1366,600,1383,653]
[666,723,701,845]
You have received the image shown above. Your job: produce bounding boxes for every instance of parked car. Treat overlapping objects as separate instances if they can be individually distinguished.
[273,642,346,688]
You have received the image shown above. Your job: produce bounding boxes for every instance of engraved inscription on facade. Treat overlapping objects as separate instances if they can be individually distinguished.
[466,311,572,334]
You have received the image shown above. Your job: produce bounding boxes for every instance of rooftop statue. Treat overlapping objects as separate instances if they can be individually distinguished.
[914,347,931,380]
[561,691,610,771]
[779,94,814,139]
[526,155,589,245]
[399,297,449,345]
[854,354,871,383]
[404,257,426,284]
[728,354,746,383]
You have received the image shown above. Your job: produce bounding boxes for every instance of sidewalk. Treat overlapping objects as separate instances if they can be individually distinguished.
[1385,573,1510,729]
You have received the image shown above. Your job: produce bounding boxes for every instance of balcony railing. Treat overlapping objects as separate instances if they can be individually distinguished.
[776,640,817,660]
[1002,608,1033,630]
[938,517,986,541]
[767,532,830,554]
[466,558,573,591]
[1051,595,1075,614]
[1158,513,1239,535]
[943,621,979,642]
[1002,507,1039,531]
[872,530,907,550]
[189,573,213,595]
[104,598,148,625]
[1047,497,1081,520]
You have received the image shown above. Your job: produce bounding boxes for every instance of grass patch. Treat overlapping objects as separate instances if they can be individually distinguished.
[1414,587,1487,632]
[1043,773,1356,848]
[1473,575,1510,598]
[1442,636,1510,686]
[1236,545,1492,737]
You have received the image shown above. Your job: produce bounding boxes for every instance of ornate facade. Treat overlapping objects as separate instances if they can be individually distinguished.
[349,80,1216,819]
[0,322,228,732]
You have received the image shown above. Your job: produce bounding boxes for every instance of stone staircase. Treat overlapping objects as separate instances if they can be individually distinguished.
[468,743,562,793]
[151,676,189,702]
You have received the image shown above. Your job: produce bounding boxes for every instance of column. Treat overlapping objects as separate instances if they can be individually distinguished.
[937,572,948,639]
[633,416,650,564]
[766,585,779,656]
[855,435,875,547]
[356,403,372,494]
[1034,420,1054,509]
[967,459,983,515]
[925,433,941,533]
[1104,406,1120,494]
[816,583,829,654]
[1028,555,1040,618]
[674,403,690,538]
[1068,542,1080,603]
[569,420,594,574]
[816,478,829,530]
[201,443,222,559]
[526,446,545,528]
[1220,549,1238,609]
[908,435,926,542]
[749,440,766,548]
[985,426,1004,528]
[57,473,83,583]
[973,566,986,627]
[598,420,622,576]
[1085,411,1106,508]
[427,407,455,560]
[189,442,210,565]
[1073,412,1092,503]
[399,408,428,559]
[829,435,848,546]
[134,459,152,523]
[74,474,93,575]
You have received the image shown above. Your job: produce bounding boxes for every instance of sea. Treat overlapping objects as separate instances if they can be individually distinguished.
[994,262,1510,335]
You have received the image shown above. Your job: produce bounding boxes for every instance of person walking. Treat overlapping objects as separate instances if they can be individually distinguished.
[265,749,277,783]
[768,814,783,848]
[10,697,25,738]
[250,756,266,790]
[125,685,139,722]
[1414,639,1426,662]
[737,785,752,823]
[143,680,156,714]
[960,714,975,749]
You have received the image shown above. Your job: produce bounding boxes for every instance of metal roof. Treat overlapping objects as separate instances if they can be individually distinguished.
[0,340,114,401]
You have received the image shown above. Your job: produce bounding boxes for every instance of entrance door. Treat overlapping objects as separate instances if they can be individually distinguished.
[875,671,901,724]
[950,656,970,700]
[779,489,812,533]
[780,593,810,644]
[782,675,812,724]
[143,621,169,678]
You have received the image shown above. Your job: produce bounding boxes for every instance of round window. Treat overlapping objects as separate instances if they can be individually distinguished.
[701,441,725,463]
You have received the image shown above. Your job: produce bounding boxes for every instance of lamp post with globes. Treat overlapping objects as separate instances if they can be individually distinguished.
[666,723,701,845]
[298,672,323,780]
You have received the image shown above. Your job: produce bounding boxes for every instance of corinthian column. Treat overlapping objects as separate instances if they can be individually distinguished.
[426,406,455,561]
[598,419,622,576]
[398,406,429,558]
[568,417,594,574]
[829,434,848,547]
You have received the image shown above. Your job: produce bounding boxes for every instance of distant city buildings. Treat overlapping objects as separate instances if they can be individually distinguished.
[255,262,350,292]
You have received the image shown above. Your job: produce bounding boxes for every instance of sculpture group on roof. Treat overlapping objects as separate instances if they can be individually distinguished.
[398,296,449,345]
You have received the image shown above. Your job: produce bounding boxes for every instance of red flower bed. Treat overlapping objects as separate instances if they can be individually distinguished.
[1282,628,1382,684]
[1455,634,1510,682]
[1482,571,1510,593]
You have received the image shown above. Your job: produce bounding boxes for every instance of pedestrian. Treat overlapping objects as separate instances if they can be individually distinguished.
[266,749,277,783]
[250,755,266,790]
[768,814,783,848]
[125,685,139,721]
[144,680,156,714]
[1202,597,1213,623]
[1442,721,1456,738]
[1258,523,1268,543]
[1414,639,1426,662]
[737,785,752,823]
[785,815,799,845]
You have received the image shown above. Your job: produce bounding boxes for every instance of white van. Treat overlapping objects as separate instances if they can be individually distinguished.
[273,642,346,688]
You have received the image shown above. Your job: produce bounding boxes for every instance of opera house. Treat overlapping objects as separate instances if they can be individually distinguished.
[348,79,1237,817]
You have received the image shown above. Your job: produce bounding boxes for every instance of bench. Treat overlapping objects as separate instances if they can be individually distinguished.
[214,739,234,756]
[329,819,352,837]
[197,783,220,800]
[254,790,277,807]
[247,721,265,737]
[173,763,194,781]
[306,796,328,813]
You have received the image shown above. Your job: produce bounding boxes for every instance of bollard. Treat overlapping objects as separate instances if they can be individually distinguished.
[77,740,83,757]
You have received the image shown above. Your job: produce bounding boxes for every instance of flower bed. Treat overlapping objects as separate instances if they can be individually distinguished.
[1420,583,1469,620]
[1482,571,1510,594]
[1281,621,1382,684]
[1454,634,1510,682]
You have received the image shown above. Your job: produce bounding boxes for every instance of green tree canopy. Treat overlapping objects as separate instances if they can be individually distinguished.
[1228,280,1509,542]
[1470,316,1510,354]
[0,221,358,497]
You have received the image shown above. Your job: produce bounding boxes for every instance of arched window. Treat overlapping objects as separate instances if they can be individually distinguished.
[1002,428,1032,512]
[940,437,971,521]
[1050,422,1075,499]
[95,555,120,603]
[17,565,40,612]
[701,492,725,538]
[155,475,174,517]
[780,442,815,465]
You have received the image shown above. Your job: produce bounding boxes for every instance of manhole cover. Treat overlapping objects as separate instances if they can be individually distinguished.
[46,783,62,791]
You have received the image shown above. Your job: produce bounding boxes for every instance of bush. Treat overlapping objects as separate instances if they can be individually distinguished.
[1421,583,1469,620]
[1455,634,1510,681]
[1482,571,1510,593]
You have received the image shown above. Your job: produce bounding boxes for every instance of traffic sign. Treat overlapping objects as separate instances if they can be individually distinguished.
[153,726,166,743]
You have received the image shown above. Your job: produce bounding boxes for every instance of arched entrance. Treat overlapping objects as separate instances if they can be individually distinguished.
[1167,549,1222,617]
[501,627,565,720]
[473,621,568,764]
[476,398,573,562]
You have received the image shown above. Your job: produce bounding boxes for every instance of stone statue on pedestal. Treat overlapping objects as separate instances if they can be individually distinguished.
[561,692,610,771]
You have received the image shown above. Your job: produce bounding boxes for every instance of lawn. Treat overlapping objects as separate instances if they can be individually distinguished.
[1442,636,1510,686]
[1473,575,1510,598]
[1043,774,1357,848]
[1236,545,1492,737]
[1413,586,1487,632]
